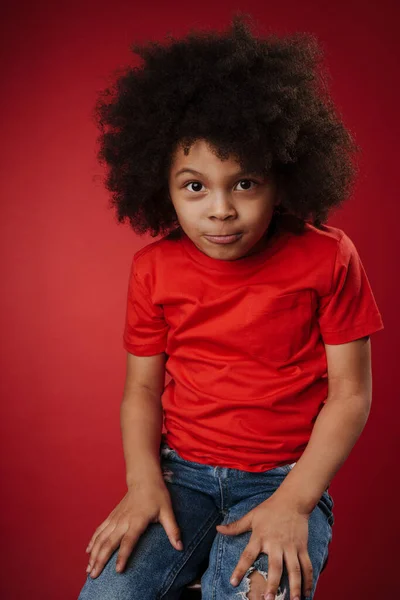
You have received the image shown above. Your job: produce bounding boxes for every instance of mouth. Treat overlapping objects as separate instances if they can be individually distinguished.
[204,232,243,245]
[205,232,242,236]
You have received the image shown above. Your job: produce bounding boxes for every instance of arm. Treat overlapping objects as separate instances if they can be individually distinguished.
[218,334,374,598]
[274,335,372,513]
[121,351,167,487]
[86,350,183,579]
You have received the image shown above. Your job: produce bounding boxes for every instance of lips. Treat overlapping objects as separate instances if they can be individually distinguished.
[205,233,242,237]
[204,232,243,245]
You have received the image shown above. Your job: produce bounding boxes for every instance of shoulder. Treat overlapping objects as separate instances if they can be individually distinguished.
[284,220,355,265]
[277,214,346,250]
[296,221,346,250]
[131,228,183,279]
[279,220,355,296]
[301,224,361,268]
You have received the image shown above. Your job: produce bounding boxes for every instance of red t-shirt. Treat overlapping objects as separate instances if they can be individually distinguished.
[123,221,384,471]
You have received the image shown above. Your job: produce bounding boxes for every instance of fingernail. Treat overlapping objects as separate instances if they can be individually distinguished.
[176,540,183,550]
[230,577,238,586]
[266,594,274,600]
[86,565,91,573]
[293,597,300,600]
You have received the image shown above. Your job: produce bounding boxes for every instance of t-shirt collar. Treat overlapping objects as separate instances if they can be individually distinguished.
[179,225,290,273]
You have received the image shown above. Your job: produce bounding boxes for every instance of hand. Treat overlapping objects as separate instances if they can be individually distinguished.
[85,478,183,579]
[216,492,313,600]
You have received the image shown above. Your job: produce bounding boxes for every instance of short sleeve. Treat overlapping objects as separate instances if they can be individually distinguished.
[123,256,169,355]
[317,233,384,344]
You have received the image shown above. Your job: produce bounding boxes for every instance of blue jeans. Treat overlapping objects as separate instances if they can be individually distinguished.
[77,439,334,599]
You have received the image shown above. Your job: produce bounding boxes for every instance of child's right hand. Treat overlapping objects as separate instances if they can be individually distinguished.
[85,478,183,578]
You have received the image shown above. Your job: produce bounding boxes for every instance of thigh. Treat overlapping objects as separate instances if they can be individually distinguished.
[77,477,221,600]
[201,490,334,600]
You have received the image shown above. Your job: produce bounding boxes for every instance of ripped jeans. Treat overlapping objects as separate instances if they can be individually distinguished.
[77,438,334,600]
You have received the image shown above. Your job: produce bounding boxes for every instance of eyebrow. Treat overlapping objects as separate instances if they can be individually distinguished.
[174,168,261,179]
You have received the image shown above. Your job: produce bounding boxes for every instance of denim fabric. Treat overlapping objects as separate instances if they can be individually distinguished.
[77,440,334,600]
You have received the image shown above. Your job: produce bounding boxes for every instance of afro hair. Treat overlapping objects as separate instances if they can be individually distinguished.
[93,12,361,238]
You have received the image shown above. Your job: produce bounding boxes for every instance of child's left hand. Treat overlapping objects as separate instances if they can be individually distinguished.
[216,491,313,600]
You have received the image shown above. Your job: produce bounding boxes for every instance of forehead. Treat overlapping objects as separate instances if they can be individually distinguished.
[168,138,273,183]
[171,139,239,170]
[170,139,257,182]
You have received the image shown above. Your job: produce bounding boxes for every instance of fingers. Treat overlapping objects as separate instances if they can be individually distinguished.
[230,542,313,600]
[264,547,313,600]
[85,518,112,554]
[87,521,127,578]
[115,526,147,573]
[88,519,149,579]
[298,549,314,598]
[229,541,260,586]
[261,550,284,598]
[281,547,302,600]
[159,506,183,550]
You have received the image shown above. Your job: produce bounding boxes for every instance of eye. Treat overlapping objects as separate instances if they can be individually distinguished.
[183,179,259,193]
[236,179,258,191]
[185,181,205,193]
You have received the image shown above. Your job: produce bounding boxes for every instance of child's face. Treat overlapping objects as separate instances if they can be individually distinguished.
[167,138,280,261]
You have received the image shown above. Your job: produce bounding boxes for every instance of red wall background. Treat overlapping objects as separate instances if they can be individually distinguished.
[1,1,397,598]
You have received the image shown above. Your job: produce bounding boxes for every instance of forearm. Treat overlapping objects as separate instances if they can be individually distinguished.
[275,394,371,513]
[120,387,164,488]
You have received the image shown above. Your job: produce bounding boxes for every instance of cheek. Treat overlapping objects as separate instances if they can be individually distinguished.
[175,202,203,225]
[243,195,275,217]
[245,207,275,232]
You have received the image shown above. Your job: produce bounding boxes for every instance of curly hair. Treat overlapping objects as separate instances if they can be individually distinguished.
[93,12,361,238]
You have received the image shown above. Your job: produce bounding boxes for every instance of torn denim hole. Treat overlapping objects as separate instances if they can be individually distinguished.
[160,445,173,459]
[161,466,174,483]
[235,565,288,600]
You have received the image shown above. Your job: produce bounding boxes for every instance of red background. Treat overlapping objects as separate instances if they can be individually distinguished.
[1,1,397,598]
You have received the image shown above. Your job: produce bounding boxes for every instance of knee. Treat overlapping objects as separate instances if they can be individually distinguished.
[246,569,288,600]
[77,572,125,600]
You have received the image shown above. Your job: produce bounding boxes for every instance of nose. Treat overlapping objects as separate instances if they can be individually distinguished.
[208,193,237,220]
